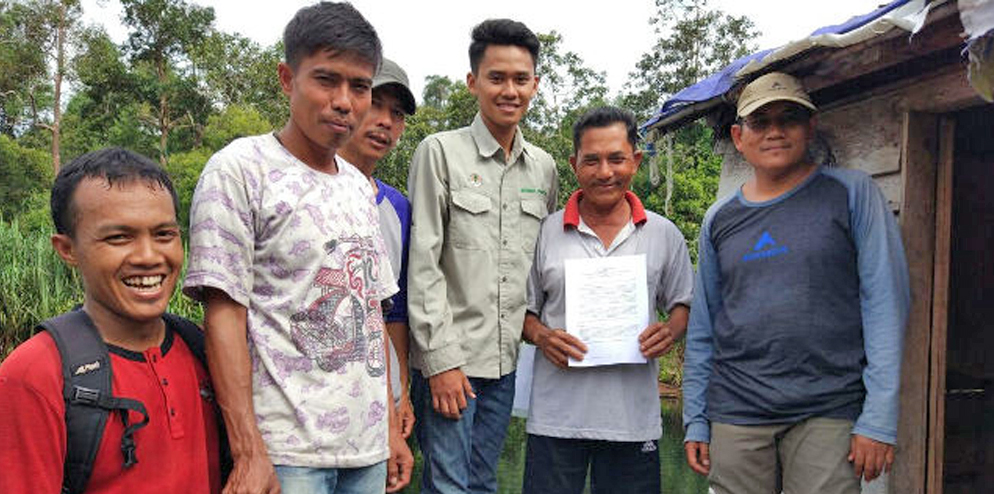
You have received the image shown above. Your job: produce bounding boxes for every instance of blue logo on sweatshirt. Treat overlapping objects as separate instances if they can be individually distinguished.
[742,230,789,262]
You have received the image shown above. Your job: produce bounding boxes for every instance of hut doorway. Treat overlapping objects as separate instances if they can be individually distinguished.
[941,104,994,494]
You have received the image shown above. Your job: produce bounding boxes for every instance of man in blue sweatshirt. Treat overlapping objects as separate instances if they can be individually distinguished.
[682,72,910,494]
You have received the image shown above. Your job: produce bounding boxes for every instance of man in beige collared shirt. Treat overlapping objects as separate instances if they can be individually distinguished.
[406,18,558,494]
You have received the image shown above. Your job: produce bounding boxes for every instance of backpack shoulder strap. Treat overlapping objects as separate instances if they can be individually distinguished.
[38,311,150,494]
[162,313,206,365]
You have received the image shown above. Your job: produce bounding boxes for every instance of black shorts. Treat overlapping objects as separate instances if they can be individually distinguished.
[522,433,661,494]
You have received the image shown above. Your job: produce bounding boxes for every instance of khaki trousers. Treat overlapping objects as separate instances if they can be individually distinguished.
[709,418,861,494]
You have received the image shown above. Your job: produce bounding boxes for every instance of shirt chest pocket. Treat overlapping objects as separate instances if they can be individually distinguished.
[520,199,547,253]
[450,189,493,249]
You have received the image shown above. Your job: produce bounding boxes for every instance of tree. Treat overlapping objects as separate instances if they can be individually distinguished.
[523,32,609,206]
[0,1,50,136]
[620,0,758,122]
[0,0,87,172]
[617,0,758,239]
[190,33,284,128]
[374,75,477,194]
[120,0,215,166]
[60,27,151,160]
[0,134,52,220]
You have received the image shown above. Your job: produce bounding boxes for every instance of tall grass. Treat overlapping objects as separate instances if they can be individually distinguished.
[0,220,203,360]
[0,220,80,358]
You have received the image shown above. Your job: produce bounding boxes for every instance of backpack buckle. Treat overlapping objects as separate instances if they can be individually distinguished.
[72,386,101,405]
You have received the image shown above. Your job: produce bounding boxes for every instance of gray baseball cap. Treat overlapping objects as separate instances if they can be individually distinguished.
[373,58,417,115]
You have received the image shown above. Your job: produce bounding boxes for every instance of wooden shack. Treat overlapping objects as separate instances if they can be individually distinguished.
[643,1,993,493]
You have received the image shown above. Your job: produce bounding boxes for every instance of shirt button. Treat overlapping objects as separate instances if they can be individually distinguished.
[502,240,508,246]
[501,276,507,282]
[502,203,508,210]
[170,408,176,417]
[161,378,169,386]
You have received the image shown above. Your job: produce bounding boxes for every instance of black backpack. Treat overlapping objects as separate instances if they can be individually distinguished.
[37,310,230,494]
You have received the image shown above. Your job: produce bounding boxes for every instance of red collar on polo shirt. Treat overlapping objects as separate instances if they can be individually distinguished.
[563,190,648,228]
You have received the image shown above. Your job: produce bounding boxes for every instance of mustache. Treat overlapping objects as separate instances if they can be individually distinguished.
[365,130,393,146]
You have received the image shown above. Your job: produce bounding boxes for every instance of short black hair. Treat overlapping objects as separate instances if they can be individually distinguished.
[51,147,179,237]
[572,106,639,155]
[469,19,540,74]
[283,2,381,71]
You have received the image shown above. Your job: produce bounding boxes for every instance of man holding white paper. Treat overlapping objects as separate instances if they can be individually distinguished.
[520,106,693,494]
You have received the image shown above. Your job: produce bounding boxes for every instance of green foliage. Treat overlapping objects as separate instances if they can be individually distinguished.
[0,0,68,135]
[191,32,286,128]
[0,134,53,217]
[201,103,273,150]
[523,32,610,207]
[0,219,79,358]
[374,75,477,194]
[166,147,211,231]
[120,0,216,165]
[620,0,758,122]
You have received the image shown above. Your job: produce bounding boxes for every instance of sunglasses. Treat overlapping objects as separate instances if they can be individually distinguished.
[739,110,812,132]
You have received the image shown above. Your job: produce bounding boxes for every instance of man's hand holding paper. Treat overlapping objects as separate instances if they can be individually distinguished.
[563,254,650,367]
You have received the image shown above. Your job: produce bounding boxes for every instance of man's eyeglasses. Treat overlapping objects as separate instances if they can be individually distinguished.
[738,110,811,132]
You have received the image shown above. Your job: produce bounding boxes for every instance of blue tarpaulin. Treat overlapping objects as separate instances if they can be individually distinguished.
[641,0,914,132]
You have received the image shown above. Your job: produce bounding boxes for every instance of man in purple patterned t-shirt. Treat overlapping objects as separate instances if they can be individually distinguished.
[183,3,411,494]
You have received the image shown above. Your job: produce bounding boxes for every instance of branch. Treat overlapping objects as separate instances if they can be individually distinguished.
[25,92,55,132]
[27,92,39,122]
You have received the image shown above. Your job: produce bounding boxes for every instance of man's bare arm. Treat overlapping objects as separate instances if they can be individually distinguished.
[386,321,414,437]
[203,288,280,494]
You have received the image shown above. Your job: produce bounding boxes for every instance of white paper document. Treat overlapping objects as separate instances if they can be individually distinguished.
[564,254,649,367]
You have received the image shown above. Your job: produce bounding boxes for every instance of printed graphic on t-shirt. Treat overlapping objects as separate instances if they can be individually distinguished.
[290,235,385,377]
[742,230,789,262]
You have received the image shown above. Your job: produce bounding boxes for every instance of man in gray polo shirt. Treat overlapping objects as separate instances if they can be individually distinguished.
[521,106,693,494]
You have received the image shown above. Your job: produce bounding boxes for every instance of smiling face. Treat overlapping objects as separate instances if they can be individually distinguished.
[731,101,816,176]
[51,178,183,330]
[279,49,376,154]
[339,85,407,173]
[570,122,642,212]
[467,44,538,135]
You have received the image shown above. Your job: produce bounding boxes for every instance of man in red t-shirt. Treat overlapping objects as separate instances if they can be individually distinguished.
[0,148,222,494]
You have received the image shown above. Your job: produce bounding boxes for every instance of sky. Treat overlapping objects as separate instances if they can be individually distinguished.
[81,0,890,101]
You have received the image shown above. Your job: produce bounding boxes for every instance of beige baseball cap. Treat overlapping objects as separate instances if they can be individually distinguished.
[736,72,817,117]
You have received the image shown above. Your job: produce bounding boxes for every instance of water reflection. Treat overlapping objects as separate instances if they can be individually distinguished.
[405,398,708,493]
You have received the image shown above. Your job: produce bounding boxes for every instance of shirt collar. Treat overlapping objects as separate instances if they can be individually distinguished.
[563,190,647,228]
[470,112,527,162]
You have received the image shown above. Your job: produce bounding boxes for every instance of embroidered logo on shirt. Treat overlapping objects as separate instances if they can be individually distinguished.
[742,230,789,262]
[519,187,547,195]
[468,173,483,187]
[641,440,657,453]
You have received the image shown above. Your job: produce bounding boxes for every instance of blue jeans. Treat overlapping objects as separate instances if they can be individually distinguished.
[411,369,516,494]
[275,462,386,494]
